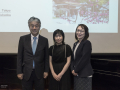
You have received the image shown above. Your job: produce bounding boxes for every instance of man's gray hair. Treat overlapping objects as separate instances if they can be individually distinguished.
[28,16,41,27]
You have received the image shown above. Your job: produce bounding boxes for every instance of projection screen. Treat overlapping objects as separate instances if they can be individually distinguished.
[0,0,119,53]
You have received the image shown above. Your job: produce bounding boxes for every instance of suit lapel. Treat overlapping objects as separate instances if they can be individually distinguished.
[26,34,33,54]
[74,40,84,60]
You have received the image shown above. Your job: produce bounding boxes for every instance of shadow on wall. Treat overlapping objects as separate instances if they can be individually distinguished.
[40,28,54,47]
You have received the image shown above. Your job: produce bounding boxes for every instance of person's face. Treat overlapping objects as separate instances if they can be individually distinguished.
[76,26,85,40]
[54,34,63,45]
[29,21,40,36]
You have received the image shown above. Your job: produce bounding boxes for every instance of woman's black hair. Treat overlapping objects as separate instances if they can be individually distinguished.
[75,24,89,41]
[53,29,65,45]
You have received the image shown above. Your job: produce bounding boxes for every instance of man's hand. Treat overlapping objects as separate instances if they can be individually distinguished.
[43,72,48,79]
[17,74,23,80]
[72,70,78,76]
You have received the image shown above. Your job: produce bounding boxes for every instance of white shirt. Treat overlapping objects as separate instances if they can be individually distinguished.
[31,34,39,47]
[74,43,80,59]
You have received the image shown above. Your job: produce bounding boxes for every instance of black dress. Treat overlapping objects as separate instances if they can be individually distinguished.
[49,44,72,90]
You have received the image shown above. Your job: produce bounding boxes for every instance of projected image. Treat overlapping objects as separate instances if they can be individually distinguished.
[0,0,118,32]
[52,0,109,24]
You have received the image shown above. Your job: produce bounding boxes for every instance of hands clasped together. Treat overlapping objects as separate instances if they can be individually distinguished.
[52,73,63,81]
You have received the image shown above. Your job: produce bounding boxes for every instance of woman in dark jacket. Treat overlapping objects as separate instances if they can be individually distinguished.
[71,24,94,90]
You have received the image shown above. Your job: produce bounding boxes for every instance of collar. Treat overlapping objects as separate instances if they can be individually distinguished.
[31,34,39,39]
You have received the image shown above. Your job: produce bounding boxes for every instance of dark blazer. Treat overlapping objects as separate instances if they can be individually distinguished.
[71,40,93,77]
[17,34,49,81]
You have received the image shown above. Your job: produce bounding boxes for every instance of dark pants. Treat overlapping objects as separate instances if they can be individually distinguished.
[22,69,44,90]
[74,76,92,90]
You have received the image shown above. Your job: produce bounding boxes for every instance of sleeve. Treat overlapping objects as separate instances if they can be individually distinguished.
[66,45,72,57]
[44,39,49,72]
[17,36,24,74]
[49,46,53,56]
[70,43,75,71]
[74,41,92,73]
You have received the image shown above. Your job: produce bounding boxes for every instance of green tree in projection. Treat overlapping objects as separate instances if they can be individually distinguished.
[77,0,88,3]
[76,0,109,5]
[89,0,109,6]
[98,0,109,6]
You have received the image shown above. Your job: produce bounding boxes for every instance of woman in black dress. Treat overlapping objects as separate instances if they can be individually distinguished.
[71,24,94,90]
[49,29,72,90]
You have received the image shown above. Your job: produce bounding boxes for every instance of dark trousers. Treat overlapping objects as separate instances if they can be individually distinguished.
[74,76,92,90]
[22,69,44,90]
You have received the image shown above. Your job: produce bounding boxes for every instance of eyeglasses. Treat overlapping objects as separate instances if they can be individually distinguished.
[30,25,39,28]
[76,30,85,33]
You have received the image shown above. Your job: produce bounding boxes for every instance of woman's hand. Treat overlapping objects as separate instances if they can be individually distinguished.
[57,73,63,81]
[53,73,59,81]
[53,73,63,81]
[72,70,78,76]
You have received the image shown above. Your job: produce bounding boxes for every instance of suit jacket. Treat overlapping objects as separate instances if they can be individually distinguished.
[17,34,49,81]
[71,40,93,77]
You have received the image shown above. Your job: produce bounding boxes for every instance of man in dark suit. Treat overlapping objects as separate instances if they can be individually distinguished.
[17,17,49,90]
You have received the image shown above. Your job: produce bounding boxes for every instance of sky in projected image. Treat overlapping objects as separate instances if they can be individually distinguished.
[0,0,118,33]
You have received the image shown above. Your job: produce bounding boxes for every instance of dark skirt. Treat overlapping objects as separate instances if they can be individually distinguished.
[74,76,92,90]
[49,68,71,90]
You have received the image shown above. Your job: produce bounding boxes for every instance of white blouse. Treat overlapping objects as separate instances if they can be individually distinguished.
[74,43,80,59]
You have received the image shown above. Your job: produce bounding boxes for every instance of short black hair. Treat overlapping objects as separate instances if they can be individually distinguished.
[53,29,65,45]
[75,24,89,41]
